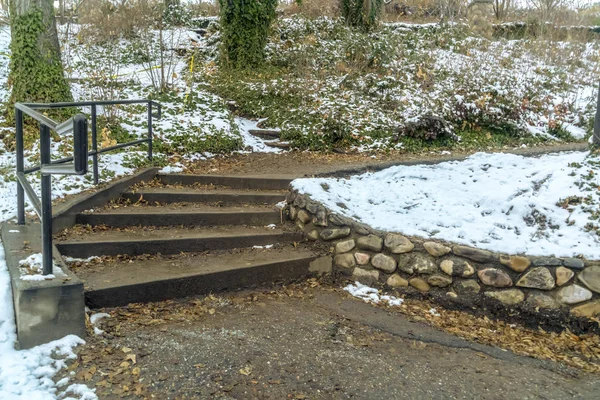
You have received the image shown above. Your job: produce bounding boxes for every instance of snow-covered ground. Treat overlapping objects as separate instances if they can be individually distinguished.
[0,242,97,399]
[293,151,600,258]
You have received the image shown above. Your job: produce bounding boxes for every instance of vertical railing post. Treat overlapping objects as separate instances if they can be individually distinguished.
[91,105,99,184]
[15,107,25,225]
[147,102,153,161]
[39,125,53,276]
[593,81,600,146]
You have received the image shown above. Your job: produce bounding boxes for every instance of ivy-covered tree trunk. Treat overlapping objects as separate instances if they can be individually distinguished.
[218,0,277,69]
[8,0,72,108]
[341,0,384,31]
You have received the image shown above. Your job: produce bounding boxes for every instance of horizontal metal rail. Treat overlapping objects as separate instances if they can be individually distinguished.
[15,99,161,275]
[23,138,152,174]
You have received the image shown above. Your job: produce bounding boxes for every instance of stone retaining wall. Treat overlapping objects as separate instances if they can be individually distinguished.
[286,190,600,323]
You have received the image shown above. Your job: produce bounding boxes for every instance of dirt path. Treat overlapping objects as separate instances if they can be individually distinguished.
[187,143,588,178]
[68,281,600,399]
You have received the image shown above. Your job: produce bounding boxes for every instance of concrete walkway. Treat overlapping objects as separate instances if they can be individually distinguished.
[72,284,600,399]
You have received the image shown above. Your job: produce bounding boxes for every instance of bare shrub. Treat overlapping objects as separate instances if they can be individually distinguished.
[280,0,339,18]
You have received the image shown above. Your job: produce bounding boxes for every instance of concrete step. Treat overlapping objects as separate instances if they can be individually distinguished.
[248,128,281,140]
[76,204,282,228]
[264,141,291,150]
[57,226,301,258]
[158,174,293,191]
[78,247,318,307]
[122,187,286,205]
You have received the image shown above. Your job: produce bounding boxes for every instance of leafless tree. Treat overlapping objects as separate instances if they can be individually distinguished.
[493,0,512,20]
[528,0,565,20]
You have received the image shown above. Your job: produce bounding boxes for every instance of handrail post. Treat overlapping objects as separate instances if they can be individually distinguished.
[40,124,53,275]
[147,101,153,161]
[15,108,25,225]
[91,105,99,184]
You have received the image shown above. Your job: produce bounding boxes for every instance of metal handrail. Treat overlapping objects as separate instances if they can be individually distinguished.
[15,99,161,275]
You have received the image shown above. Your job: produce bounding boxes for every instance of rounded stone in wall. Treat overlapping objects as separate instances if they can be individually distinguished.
[485,289,525,305]
[453,280,481,295]
[516,267,555,290]
[525,293,560,310]
[409,277,430,292]
[372,253,397,273]
[578,266,600,294]
[384,233,414,254]
[556,284,593,305]
[427,274,453,288]
[352,267,379,285]
[357,235,384,252]
[387,274,409,288]
[477,268,512,287]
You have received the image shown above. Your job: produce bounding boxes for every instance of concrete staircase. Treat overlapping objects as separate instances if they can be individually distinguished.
[56,174,318,308]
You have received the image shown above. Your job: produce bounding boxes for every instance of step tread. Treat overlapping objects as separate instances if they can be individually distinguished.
[75,247,316,291]
[81,203,280,215]
[125,187,287,196]
[57,225,290,244]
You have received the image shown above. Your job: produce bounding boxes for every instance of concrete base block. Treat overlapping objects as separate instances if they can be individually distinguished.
[1,223,85,349]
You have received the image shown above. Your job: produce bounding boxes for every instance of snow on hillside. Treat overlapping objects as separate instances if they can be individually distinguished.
[292,151,600,258]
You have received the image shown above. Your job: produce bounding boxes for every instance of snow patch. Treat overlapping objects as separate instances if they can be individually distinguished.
[293,151,600,258]
[344,282,404,306]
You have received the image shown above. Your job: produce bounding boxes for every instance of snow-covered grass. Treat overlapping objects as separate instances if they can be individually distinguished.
[203,17,598,151]
[293,151,600,259]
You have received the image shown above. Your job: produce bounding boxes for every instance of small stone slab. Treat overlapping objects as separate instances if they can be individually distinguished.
[352,267,379,285]
[386,274,408,288]
[525,293,560,310]
[453,246,494,263]
[409,277,430,292]
[453,280,480,295]
[371,253,397,273]
[532,257,562,267]
[555,266,574,287]
[314,209,328,227]
[334,253,356,269]
[335,239,356,254]
[320,227,351,241]
[307,229,320,241]
[357,235,383,252]
[556,284,593,305]
[516,267,555,290]
[563,258,585,269]
[477,268,512,288]
[571,300,600,318]
[384,234,414,254]
[499,255,531,272]
[297,209,312,224]
[485,289,525,305]
[427,274,453,288]
[354,252,370,265]
[423,242,451,257]
[578,266,600,294]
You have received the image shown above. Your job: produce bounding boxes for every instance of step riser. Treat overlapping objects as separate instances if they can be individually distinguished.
[58,233,302,258]
[76,212,282,228]
[158,175,292,191]
[85,257,316,308]
[121,192,286,205]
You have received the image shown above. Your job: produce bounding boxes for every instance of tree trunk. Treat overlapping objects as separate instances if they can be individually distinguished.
[8,0,72,108]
